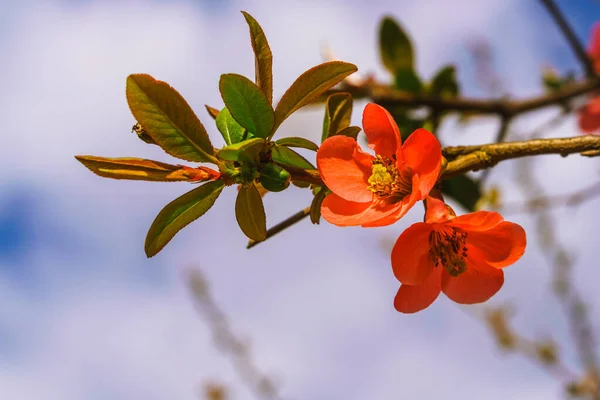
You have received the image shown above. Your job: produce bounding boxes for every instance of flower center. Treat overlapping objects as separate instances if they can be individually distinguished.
[428,226,469,277]
[367,155,412,201]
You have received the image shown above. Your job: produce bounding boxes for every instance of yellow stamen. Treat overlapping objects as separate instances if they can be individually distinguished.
[428,226,469,276]
[367,155,413,202]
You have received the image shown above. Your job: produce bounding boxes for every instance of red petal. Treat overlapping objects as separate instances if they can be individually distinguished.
[362,174,422,227]
[449,211,504,231]
[401,129,442,195]
[466,221,527,268]
[362,103,402,160]
[317,136,374,202]
[424,195,454,223]
[394,268,442,314]
[391,222,434,285]
[441,255,504,305]
[320,193,398,226]
[579,98,600,134]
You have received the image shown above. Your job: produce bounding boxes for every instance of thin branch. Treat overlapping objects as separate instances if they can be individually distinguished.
[499,180,600,215]
[367,78,600,116]
[478,117,512,185]
[247,207,311,249]
[539,0,597,78]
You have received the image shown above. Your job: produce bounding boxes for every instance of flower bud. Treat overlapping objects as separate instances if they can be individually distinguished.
[259,163,291,192]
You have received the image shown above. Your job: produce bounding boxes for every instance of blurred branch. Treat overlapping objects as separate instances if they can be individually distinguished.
[539,0,597,78]
[188,270,284,400]
[498,180,600,215]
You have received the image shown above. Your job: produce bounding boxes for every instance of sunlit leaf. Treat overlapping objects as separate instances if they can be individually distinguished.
[216,107,248,145]
[241,11,273,103]
[145,180,225,257]
[275,137,319,151]
[322,92,353,142]
[274,61,357,130]
[270,145,315,170]
[205,105,221,120]
[219,73,274,138]
[218,137,265,163]
[75,155,210,182]
[379,16,414,74]
[126,74,214,162]
[235,183,267,241]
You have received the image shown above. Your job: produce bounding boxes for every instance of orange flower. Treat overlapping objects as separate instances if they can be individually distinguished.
[391,196,526,314]
[316,103,442,227]
[579,22,600,135]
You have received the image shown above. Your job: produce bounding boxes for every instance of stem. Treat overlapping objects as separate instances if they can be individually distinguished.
[539,0,597,78]
[247,207,311,249]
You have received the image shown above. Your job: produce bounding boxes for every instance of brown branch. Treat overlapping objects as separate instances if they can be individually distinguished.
[370,78,600,116]
[539,0,597,78]
[247,207,311,249]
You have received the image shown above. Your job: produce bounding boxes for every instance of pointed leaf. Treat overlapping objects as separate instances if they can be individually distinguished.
[241,11,273,103]
[145,180,225,257]
[270,145,315,170]
[219,74,274,138]
[126,74,214,162]
[275,137,319,151]
[322,92,353,141]
[335,126,361,140]
[430,65,459,98]
[205,105,221,120]
[310,187,328,224]
[216,107,247,145]
[235,183,267,241]
[379,16,414,74]
[218,137,265,163]
[75,155,211,182]
[274,61,357,129]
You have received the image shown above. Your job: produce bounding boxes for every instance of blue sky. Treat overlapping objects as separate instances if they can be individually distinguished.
[1,0,600,399]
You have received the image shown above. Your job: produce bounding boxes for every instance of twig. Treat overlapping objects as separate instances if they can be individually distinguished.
[247,207,311,249]
[539,0,597,78]
[499,180,600,215]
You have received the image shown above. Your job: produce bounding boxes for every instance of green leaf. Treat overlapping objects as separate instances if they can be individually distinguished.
[335,126,361,140]
[241,11,273,104]
[270,145,315,170]
[76,155,194,182]
[394,68,423,94]
[205,105,221,120]
[145,180,225,257]
[441,175,482,212]
[218,137,265,163]
[379,16,414,74]
[429,65,459,98]
[275,137,319,151]
[274,61,357,130]
[216,107,248,145]
[310,187,328,224]
[126,74,214,163]
[219,74,275,139]
[235,183,267,241]
[321,92,353,142]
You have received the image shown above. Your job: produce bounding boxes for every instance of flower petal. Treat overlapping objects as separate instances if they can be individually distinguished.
[362,174,422,227]
[441,256,504,305]
[321,193,397,226]
[467,221,526,268]
[579,98,600,134]
[400,128,442,195]
[449,211,504,231]
[317,135,374,202]
[394,268,442,314]
[362,103,401,160]
[391,222,434,285]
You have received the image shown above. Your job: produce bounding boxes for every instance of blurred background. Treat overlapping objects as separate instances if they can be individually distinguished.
[1,0,600,399]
